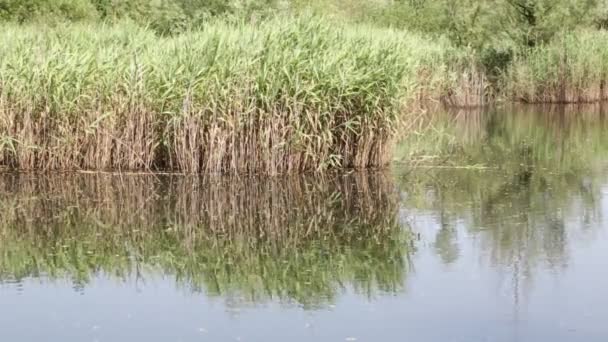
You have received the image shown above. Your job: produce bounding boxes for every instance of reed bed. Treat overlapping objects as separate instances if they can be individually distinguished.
[0,17,459,174]
[437,48,491,108]
[4,16,608,173]
[504,31,608,104]
[0,173,411,307]
[0,16,514,173]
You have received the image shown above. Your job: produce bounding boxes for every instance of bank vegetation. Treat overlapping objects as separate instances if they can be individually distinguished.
[1,0,607,173]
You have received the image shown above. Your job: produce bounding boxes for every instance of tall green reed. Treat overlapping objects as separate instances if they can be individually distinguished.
[504,31,608,103]
[0,17,453,174]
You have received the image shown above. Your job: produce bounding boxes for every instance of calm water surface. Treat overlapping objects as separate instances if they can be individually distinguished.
[1,105,608,341]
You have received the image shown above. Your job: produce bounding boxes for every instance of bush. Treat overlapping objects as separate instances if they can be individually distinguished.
[0,0,99,22]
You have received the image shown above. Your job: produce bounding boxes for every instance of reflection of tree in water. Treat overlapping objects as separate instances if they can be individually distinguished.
[434,193,460,265]
[0,173,412,309]
[400,165,605,308]
[397,104,607,302]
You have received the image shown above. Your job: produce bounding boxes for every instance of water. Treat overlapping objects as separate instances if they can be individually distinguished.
[1,105,608,341]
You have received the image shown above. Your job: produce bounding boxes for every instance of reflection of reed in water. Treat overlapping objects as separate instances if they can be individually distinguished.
[397,103,608,170]
[0,173,410,308]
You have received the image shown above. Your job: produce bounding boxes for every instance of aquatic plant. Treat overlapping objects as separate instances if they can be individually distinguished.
[504,31,608,103]
[0,17,458,174]
[3,12,608,175]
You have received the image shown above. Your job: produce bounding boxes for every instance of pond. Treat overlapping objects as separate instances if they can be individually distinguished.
[1,105,607,341]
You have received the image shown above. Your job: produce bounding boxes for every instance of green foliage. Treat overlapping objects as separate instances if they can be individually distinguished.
[0,0,604,44]
[501,0,598,47]
[0,0,278,34]
[594,1,608,28]
[301,0,601,48]
[0,0,99,22]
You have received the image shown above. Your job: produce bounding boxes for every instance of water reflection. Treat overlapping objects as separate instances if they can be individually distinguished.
[1,105,608,341]
[0,173,411,308]
[398,103,608,171]
[396,104,608,308]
